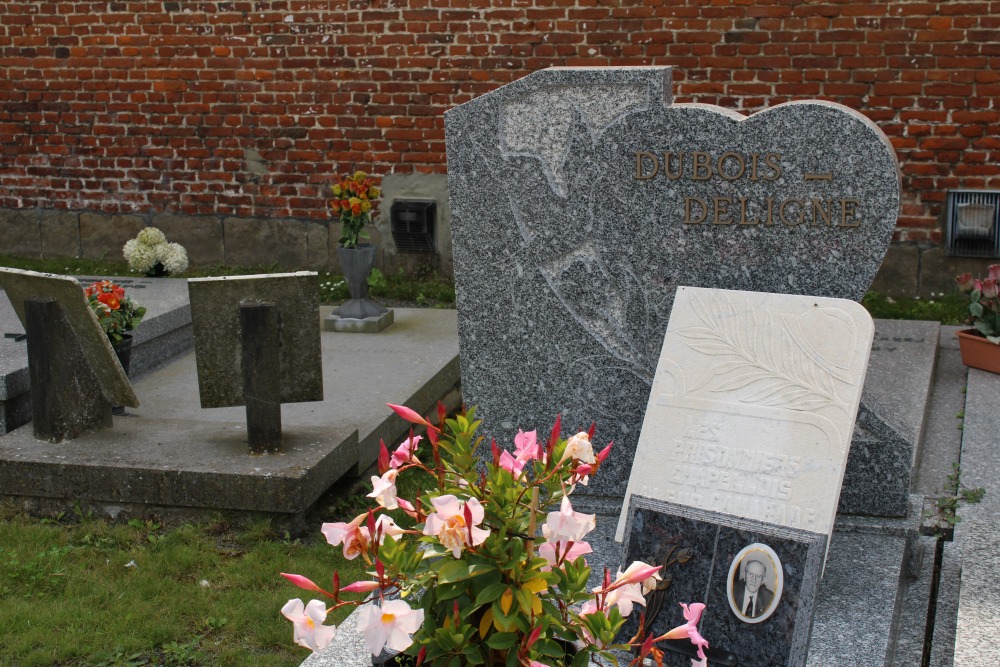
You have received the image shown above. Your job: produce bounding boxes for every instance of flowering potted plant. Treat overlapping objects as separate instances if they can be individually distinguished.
[330,171,389,321]
[955,265,1000,374]
[122,226,189,277]
[281,404,710,667]
[84,279,146,346]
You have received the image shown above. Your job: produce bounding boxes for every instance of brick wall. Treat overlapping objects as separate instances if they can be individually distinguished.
[0,1,998,250]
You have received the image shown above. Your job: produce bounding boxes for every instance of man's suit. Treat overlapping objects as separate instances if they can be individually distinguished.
[733,580,774,618]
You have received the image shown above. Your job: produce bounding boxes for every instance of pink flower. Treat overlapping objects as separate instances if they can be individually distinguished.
[368,469,399,510]
[281,598,337,652]
[499,450,527,478]
[340,580,381,594]
[659,602,710,660]
[616,561,663,594]
[387,403,434,429]
[559,431,596,465]
[957,272,976,293]
[538,539,592,570]
[321,514,371,560]
[604,580,646,616]
[357,599,424,656]
[423,495,490,558]
[390,435,422,468]
[541,496,596,545]
[982,277,999,299]
[989,264,1000,282]
[514,429,543,461]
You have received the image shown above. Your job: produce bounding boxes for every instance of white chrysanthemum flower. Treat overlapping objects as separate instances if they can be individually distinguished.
[136,226,167,246]
[127,244,158,273]
[158,242,189,274]
[122,238,139,261]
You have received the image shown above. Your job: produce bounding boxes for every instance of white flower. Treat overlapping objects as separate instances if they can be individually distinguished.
[122,238,139,261]
[281,598,337,652]
[126,244,157,273]
[136,226,167,246]
[357,600,424,657]
[159,242,189,274]
[559,431,596,465]
[368,469,399,510]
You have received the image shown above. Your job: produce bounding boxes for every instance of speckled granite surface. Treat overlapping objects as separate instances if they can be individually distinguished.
[445,66,901,497]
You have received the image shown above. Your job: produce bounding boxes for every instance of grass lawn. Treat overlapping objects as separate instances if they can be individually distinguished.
[0,498,374,667]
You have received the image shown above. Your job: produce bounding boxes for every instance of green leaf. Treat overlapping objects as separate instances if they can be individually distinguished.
[971,302,985,318]
[437,560,494,584]
[485,632,518,650]
[474,582,508,607]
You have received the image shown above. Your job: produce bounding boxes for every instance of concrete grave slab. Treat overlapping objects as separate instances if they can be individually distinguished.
[0,268,137,407]
[838,319,939,517]
[188,272,322,408]
[618,287,874,542]
[0,308,461,518]
[445,66,900,497]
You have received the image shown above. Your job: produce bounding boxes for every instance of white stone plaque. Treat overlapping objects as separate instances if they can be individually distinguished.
[616,286,874,542]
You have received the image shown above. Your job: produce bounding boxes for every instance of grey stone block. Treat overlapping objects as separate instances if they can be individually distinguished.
[805,531,907,667]
[869,242,921,298]
[223,217,309,267]
[892,534,937,666]
[0,209,42,256]
[188,273,322,408]
[305,220,330,269]
[951,368,1000,665]
[150,213,225,266]
[79,213,146,260]
[929,541,959,667]
[38,210,81,258]
[913,325,966,498]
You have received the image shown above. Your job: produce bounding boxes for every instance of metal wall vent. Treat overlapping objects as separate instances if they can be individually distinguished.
[945,190,1000,257]
[390,200,437,254]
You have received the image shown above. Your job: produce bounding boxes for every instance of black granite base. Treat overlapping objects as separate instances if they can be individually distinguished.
[619,496,826,667]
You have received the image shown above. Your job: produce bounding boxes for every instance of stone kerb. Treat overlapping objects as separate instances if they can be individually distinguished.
[445,66,900,497]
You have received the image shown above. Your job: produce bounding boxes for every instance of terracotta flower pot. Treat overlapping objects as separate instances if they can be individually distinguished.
[956,329,1000,374]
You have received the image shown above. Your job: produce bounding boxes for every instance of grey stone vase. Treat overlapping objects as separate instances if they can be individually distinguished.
[334,243,389,320]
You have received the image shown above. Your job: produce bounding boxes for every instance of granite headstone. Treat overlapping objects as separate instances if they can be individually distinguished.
[617,287,874,542]
[188,272,323,408]
[445,66,900,496]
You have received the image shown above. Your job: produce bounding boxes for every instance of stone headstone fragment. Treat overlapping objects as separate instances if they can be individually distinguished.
[620,495,826,667]
[24,298,113,441]
[0,268,138,437]
[445,66,899,496]
[188,272,322,409]
[617,287,874,542]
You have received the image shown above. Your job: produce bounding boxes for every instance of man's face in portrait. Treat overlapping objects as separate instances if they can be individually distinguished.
[745,560,765,594]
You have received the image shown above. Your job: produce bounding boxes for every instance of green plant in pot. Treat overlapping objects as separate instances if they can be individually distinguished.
[955,266,1000,373]
[83,279,146,413]
[280,404,711,667]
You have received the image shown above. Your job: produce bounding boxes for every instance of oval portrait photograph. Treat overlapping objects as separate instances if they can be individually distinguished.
[726,543,784,624]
